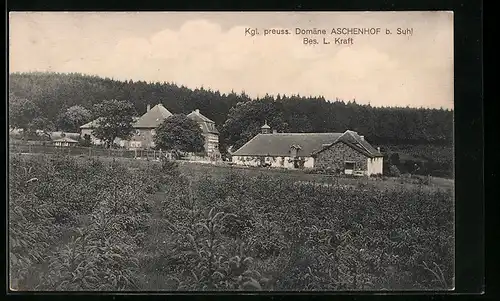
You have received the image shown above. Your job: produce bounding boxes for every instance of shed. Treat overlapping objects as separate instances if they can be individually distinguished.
[53,137,78,147]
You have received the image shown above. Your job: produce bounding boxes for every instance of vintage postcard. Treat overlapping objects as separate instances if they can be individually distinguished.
[8,11,454,292]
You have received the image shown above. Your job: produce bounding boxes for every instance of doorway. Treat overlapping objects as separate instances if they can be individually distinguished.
[294,158,305,169]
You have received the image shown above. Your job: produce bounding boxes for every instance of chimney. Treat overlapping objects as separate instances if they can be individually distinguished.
[195,109,200,114]
[147,104,151,112]
[377,147,380,152]
[360,135,365,140]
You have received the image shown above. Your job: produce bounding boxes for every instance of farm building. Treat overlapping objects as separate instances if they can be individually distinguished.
[186,109,220,156]
[80,104,220,156]
[48,131,80,141]
[127,103,174,150]
[80,117,140,147]
[10,129,81,141]
[231,122,384,176]
[53,137,78,147]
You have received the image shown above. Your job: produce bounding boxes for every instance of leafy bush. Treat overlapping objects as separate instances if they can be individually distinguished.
[9,154,454,291]
[388,165,402,177]
[9,154,156,291]
[383,144,453,178]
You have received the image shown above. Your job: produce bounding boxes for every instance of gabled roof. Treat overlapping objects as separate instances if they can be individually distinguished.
[312,130,383,158]
[53,137,78,143]
[50,132,80,140]
[187,109,214,123]
[187,110,219,134]
[33,130,80,140]
[80,117,140,129]
[80,118,101,129]
[133,104,173,128]
[343,130,382,157]
[232,133,343,157]
[232,130,383,158]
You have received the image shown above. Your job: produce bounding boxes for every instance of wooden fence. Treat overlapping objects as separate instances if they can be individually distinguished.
[9,144,173,161]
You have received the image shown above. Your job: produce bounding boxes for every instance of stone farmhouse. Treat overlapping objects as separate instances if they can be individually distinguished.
[231,122,383,176]
[80,104,220,156]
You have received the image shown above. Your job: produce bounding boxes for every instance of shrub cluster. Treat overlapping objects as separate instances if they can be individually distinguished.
[152,168,454,291]
[9,154,164,290]
[10,154,454,291]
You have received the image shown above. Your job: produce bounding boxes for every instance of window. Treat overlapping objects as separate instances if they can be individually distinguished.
[344,161,355,175]
[131,141,142,148]
[344,162,355,170]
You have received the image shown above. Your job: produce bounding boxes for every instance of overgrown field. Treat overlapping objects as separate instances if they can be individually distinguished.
[9,154,454,291]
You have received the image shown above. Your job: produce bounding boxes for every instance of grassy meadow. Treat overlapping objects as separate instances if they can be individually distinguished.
[9,153,454,291]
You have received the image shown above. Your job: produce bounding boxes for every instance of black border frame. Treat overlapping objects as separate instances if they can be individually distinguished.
[4,0,485,299]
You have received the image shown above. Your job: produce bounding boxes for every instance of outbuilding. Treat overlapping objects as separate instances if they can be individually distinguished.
[53,137,78,147]
[231,123,383,176]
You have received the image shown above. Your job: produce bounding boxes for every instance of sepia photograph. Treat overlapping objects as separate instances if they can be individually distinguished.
[8,11,454,292]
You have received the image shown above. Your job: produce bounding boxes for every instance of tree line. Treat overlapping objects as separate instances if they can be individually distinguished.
[9,72,453,152]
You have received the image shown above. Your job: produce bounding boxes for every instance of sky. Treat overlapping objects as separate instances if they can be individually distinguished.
[9,12,454,109]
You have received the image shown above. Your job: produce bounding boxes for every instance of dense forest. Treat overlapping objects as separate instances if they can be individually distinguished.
[9,72,246,131]
[9,72,454,176]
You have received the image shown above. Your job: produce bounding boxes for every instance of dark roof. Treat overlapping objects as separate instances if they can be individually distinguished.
[133,104,173,128]
[80,118,101,129]
[34,131,79,139]
[79,105,221,135]
[313,130,383,158]
[80,117,140,129]
[50,132,80,139]
[344,130,382,157]
[187,110,213,123]
[187,110,219,134]
[232,130,383,158]
[53,137,78,143]
[232,133,343,157]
